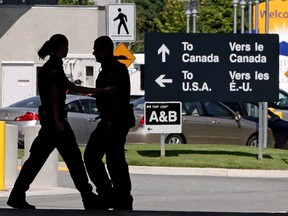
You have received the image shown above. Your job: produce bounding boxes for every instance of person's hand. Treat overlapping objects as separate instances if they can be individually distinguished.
[55,120,65,133]
[104,86,117,93]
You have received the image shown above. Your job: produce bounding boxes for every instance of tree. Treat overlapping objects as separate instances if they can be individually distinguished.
[197,0,235,33]
[154,0,186,33]
[124,0,165,53]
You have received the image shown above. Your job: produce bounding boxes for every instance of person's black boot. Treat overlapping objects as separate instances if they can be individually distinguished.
[113,194,133,210]
[7,191,36,209]
[82,192,102,210]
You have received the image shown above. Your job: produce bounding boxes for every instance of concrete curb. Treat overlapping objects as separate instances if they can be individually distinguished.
[128,166,288,178]
[59,162,288,178]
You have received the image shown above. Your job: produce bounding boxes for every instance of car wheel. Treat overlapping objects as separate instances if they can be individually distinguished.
[165,134,184,144]
[247,135,258,147]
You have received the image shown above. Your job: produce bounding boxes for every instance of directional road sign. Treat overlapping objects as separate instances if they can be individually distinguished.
[107,4,136,42]
[144,102,182,134]
[114,42,135,68]
[145,33,279,102]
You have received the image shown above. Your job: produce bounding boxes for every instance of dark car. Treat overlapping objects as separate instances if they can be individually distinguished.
[222,102,288,149]
[268,88,288,121]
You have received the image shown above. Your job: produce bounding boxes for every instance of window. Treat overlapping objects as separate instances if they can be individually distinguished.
[204,102,231,118]
[86,66,94,76]
[275,91,288,108]
[184,102,201,116]
[67,101,81,113]
[79,99,98,114]
[11,97,41,108]
[243,103,259,117]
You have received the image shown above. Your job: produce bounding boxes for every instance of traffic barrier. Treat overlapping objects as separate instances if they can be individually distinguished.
[0,121,5,190]
[22,126,58,188]
[5,125,18,187]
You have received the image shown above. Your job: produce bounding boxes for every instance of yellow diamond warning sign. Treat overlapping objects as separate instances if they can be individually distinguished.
[114,42,135,68]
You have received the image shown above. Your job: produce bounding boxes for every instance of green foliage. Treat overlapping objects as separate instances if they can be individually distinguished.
[198,0,235,33]
[124,0,165,53]
[154,0,186,33]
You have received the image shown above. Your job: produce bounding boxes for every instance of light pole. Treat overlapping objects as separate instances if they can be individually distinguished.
[232,0,239,33]
[255,0,259,33]
[247,0,253,33]
[184,1,192,33]
[183,0,199,33]
[191,0,199,33]
[240,0,246,33]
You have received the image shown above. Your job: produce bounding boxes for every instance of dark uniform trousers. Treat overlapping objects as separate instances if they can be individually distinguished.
[84,119,132,209]
[11,121,93,199]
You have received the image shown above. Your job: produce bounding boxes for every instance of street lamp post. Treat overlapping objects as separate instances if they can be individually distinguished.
[184,1,192,33]
[183,0,199,33]
[191,0,199,33]
[240,0,246,33]
[232,0,239,33]
[247,0,253,33]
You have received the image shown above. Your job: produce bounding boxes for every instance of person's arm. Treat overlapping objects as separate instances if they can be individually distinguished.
[65,79,114,95]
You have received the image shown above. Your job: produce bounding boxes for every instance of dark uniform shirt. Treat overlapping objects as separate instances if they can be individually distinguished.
[96,57,130,123]
[38,55,68,120]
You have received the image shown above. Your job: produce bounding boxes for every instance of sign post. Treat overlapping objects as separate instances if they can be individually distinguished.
[144,102,182,157]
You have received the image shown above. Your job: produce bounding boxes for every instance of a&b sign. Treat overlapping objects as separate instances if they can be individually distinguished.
[144,102,182,134]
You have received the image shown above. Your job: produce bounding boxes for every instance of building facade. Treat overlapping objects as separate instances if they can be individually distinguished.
[0,4,106,107]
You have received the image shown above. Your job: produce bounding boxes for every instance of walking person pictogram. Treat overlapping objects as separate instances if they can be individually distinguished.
[113,8,129,35]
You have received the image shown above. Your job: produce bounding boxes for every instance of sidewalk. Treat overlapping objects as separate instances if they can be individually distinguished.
[1,163,288,198]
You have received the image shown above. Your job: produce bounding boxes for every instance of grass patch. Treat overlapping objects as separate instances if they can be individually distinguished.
[18,143,288,170]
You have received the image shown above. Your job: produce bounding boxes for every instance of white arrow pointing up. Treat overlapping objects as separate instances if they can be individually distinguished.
[157,44,170,62]
[155,74,173,87]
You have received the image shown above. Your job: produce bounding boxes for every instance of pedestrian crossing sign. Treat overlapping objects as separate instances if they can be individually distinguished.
[107,3,136,42]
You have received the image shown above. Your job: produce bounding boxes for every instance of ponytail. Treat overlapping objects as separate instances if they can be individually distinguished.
[38,34,68,60]
[38,40,52,60]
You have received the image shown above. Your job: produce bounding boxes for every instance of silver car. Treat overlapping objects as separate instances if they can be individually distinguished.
[0,95,100,147]
[127,97,275,148]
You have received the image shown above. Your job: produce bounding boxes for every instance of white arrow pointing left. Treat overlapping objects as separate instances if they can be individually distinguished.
[157,44,170,62]
[155,74,173,87]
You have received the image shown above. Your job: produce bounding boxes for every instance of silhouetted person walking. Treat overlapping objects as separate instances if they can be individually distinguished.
[114,8,129,35]
[84,36,134,210]
[7,34,109,210]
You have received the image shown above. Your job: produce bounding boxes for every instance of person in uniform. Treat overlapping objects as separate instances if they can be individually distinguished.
[84,36,134,210]
[7,34,111,210]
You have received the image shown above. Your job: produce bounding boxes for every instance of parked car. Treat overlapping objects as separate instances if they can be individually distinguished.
[126,97,275,148]
[0,95,100,148]
[222,101,288,149]
[268,88,288,121]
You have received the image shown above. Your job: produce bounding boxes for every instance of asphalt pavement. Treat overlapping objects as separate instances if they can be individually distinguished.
[1,164,288,215]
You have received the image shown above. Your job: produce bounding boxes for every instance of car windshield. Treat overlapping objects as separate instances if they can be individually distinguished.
[9,97,41,108]
[275,90,288,108]
[132,97,145,111]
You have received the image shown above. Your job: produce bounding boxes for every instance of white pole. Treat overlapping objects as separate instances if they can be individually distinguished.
[160,134,166,157]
